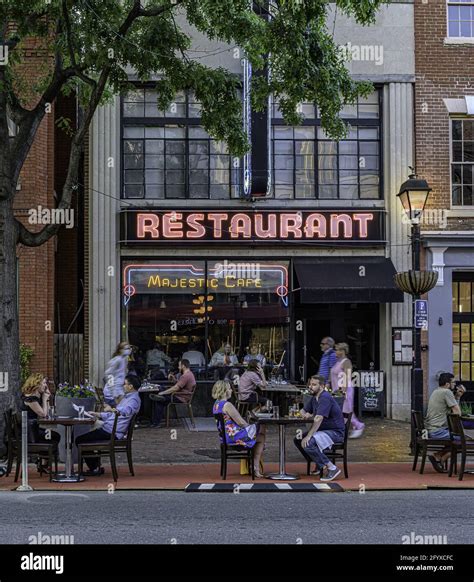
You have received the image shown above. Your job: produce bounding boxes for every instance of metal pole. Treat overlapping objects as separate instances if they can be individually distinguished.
[410,222,423,453]
[16,411,33,491]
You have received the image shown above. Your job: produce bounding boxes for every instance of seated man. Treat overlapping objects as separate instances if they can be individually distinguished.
[424,372,465,473]
[75,375,141,476]
[149,359,196,427]
[293,374,345,482]
[182,343,206,368]
[210,344,239,380]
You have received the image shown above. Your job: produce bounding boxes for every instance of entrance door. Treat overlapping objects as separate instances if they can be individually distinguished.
[294,304,379,382]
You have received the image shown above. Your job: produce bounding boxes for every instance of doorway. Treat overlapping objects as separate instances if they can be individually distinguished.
[294,303,379,382]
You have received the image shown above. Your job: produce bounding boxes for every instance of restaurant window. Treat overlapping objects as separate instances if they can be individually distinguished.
[447,0,474,38]
[122,87,242,199]
[271,90,381,200]
[122,260,291,380]
[451,119,474,207]
[452,273,474,384]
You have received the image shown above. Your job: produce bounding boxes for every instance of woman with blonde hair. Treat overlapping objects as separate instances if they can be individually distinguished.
[331,342,365,438]
[212,380,266,478]
[21,373,60,443]
[103,341,132,406]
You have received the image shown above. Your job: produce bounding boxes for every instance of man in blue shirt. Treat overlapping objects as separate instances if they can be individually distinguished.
[294,375,345,481]
[75,375,141,476]
[318,337,337,385]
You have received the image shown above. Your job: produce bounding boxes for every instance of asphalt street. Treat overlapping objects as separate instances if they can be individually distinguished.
[0,489,472,545]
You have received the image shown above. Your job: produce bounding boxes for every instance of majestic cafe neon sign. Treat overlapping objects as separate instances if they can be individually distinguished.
[121,210,383,244]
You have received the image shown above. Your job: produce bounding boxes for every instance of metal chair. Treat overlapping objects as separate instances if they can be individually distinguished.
[447,413,474,481]
[111,413,138,477]
[166,385,197,428]
[214,413,255,480]
[412,410,450,474]
[6,409,59,482]
[306,412,352,478]
[77,413,121,482]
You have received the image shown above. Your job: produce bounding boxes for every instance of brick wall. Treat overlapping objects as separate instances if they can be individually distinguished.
[415,0,474,231]
[13,43,56,378]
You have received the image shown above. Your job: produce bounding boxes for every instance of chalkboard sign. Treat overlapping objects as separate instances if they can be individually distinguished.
[357,370,385,418]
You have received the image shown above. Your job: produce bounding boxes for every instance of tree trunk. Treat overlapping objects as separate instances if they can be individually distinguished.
[0,195,20,456]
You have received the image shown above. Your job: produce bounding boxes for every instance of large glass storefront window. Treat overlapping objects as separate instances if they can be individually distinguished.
[122,260,290,380]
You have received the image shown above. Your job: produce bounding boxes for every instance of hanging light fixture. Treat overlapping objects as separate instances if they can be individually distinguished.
[159,297,167,309]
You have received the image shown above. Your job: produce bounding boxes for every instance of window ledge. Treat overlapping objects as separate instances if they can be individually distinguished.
[444,37,474,46]
[448,208,474,217]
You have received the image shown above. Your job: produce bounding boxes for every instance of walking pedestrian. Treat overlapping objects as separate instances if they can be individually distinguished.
[318,337,337,385]
[103,342,131,406]
[331,342,365,438]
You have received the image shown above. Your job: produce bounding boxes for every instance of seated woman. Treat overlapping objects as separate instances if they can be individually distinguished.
[212,380,266,478]
[238,359,268,411]
[21,373,60,444]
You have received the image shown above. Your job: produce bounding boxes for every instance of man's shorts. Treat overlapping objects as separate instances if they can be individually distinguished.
[428,427,450,439]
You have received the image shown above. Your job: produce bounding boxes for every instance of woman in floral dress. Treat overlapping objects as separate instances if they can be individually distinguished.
[212,380,266,477]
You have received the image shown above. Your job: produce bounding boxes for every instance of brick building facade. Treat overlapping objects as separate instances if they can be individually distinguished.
[415,0,474,400]
[12,40,82,383]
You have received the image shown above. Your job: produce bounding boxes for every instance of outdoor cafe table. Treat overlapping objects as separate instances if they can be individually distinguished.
[40,417,95,482]
[258,417,310,480]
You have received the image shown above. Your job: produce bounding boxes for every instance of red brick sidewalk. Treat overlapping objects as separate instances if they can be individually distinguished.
[2,462,473,491]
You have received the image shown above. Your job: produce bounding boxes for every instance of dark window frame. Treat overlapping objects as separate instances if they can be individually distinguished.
[271,87,383,200]
[121,86,241,200]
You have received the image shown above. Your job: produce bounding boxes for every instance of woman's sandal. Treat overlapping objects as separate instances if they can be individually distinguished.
[253,467,265,478]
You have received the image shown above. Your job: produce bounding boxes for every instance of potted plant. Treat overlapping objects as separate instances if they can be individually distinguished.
[55,382,97,417]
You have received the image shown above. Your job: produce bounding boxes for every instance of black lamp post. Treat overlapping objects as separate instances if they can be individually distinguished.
[394,172,437,452]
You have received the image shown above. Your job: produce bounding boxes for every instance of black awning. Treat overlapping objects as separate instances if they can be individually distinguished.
[294,257,404,303]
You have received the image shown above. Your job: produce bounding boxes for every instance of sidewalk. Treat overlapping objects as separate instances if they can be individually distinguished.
[1,462,473,491]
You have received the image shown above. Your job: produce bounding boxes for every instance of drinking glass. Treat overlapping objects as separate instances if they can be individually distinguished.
[78,407,85,420]
[48,406,55,420]
[266,400,273,414]
[272,406,279,419]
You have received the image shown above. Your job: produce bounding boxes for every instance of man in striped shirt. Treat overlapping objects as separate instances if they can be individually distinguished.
[318,337,337,386]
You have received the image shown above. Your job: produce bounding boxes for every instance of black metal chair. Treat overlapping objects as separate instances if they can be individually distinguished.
[166,385,197,428]
[412,410,450,474]
[214,413,255,480]
[447,414,474,481]
[5,409,59,482]
[112,413,138,477]
[306,412,352,478]
[77,412,138,481]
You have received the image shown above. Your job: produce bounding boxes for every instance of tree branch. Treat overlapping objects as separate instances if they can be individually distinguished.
[62,0,97,88]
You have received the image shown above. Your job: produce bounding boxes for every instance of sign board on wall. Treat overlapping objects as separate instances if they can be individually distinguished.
[120,209,385,245]
[392,327,413,365]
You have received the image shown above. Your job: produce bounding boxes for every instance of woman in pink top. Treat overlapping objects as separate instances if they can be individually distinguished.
[330,342,365,438]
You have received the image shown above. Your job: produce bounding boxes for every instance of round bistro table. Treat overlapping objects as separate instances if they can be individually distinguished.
[257,417,310,480]
[40,417,95,482]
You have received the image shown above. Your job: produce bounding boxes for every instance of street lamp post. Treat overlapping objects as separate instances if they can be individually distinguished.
[394,172,437,452]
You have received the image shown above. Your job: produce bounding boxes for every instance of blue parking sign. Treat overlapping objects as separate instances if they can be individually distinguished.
[415,300,428,329]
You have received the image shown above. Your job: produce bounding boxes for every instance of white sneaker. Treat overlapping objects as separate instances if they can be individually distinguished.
[349,428,364,439]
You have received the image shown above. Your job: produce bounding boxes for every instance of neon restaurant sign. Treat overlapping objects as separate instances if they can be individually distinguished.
[120,210,385,244]
[122,262,289,306]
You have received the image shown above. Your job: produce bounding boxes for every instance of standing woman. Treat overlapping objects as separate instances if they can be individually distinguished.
[21,373,60,443]
[103,342,132,406]
[331,342,365,438]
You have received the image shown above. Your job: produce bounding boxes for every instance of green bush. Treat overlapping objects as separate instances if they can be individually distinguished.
[20,343,34,385]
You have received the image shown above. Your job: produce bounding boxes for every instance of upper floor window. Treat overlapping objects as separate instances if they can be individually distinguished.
[272,90,381,199]
[451,118,474,206]
[122,87,241,200]
[448,0,474,38]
